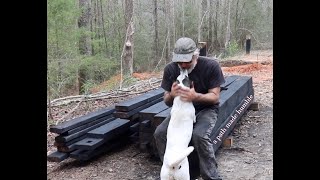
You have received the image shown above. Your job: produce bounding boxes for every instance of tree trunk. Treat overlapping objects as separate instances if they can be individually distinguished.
[182,0,185,36]
[78,0,92,94]
[225,0,231,49]
[123,0,134,77]
[213,0,220,51]
[153,0,159,67]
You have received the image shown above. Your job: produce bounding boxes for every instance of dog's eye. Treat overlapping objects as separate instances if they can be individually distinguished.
[172,167,175,170]
[179,165,182,169]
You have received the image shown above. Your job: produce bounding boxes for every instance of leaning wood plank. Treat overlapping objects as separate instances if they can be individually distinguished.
[55,117,116,143]
[47,151,69,162]
[115,88,164,112]
[113,97,163,119]
[220,75,239,91]
[49,106,115,134]
[87,118,131,141]
[210,75,254,151]
[214,75,254,133]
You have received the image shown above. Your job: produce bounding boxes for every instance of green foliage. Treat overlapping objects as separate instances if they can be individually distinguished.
[47,57,80,98]
[47,0,80,57]
[47,0,273,99]
[47,0,82,99]
[223,40,240,58]
[79,54,120,89]
[81,55,119,79]
[80,79,97,94]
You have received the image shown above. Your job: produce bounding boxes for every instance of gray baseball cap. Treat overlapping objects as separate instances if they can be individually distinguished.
[172,37,197,62]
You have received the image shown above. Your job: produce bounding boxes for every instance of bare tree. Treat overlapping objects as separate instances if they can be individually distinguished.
[198,0,208,42]
[164,0,171,64]
[78,0,92,94]
[224,0,231,49]
[120,0,134,88]
[153,0,159,66]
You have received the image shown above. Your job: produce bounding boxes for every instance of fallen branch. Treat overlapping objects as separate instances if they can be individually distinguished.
[48,77,162,107]
[55,98,84,125]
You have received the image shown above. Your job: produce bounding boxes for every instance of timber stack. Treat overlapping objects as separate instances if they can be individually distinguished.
[47,75,255,164]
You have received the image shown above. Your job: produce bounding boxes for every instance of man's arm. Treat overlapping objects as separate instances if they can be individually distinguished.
[163,91,174,107]
[163,82,181,107]
[179,86,221,105]
[193,87,221,104]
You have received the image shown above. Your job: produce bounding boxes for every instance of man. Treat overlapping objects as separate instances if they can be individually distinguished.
[154,37,225,180]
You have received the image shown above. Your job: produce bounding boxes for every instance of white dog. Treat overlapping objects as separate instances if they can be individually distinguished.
[160,69,196,180]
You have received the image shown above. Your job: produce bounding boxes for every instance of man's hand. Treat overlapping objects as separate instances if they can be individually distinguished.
[170,82,181,98]
[178,82,198,102]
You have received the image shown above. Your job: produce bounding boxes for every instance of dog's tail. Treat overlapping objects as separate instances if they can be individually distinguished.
[168,146,194,168]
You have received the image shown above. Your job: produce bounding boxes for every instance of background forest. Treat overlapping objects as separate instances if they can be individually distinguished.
[47,0,273,101]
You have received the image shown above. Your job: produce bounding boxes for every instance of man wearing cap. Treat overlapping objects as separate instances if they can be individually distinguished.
[154,37,225,180]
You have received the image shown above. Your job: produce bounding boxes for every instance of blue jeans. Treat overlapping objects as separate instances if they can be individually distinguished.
[154,108,221,180]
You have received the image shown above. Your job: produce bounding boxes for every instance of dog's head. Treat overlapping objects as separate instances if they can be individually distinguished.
[176,70,191,88]
[176,75,191,88]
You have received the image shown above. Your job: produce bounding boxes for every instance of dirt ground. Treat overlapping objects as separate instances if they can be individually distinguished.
[47,50,273,180]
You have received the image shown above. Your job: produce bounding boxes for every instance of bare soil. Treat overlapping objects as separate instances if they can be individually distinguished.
[47,50,273,180]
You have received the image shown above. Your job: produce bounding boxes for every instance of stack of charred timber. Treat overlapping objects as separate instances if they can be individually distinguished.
[47,75,254,164]
[47,88,165,162]
[47,106,122,162]
[113,88,165,148]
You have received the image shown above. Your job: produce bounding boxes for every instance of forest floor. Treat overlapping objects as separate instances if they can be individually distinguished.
[47,49,273,180]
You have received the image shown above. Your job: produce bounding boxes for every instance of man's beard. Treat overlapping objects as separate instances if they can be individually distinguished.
[187,62,196,74]
[178,61,197,74]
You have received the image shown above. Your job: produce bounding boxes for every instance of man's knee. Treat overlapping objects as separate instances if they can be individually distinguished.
[192,130,213,149]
